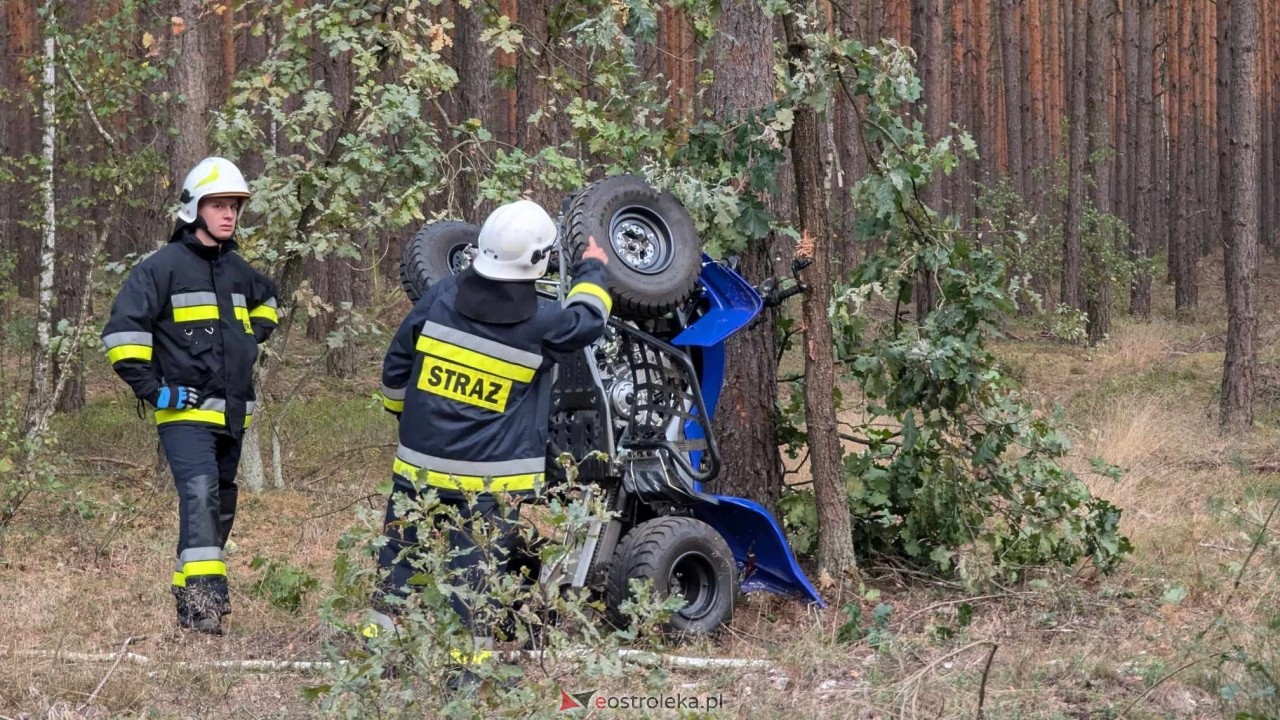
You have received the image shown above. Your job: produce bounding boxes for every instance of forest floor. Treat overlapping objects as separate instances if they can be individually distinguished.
[1,257,1279,719]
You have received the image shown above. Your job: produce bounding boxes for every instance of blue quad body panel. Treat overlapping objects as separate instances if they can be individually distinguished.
[668,255,825,608]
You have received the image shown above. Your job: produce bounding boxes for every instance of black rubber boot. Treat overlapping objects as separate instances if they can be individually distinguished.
[185,577,227,636]
[173,586,195,629]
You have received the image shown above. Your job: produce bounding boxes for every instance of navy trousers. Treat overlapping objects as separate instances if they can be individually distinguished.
[159,424,243,614]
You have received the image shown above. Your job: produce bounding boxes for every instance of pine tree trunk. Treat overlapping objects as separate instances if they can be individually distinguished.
[1019,0,1035,193]
[1029,0,1048,211]
[915,0,943,317]
[1173,0,1198,312]
[1217,0,1232,283]
[169,0,212,185]
[1000,0,1026,196]
[1131,0,1155,317]
[1154,2,1171,271]
[1062,0,1087,311]
[975,0,999,189]
[836,0,871,270]
[1085,0,1113,344]
[1122,0,1139,229]
[1222,0,1259,432]
[454,1,494,218]
[0,6,11,281]
[704,0,785,514]
[782,10,858,582]
[6,0,39,296]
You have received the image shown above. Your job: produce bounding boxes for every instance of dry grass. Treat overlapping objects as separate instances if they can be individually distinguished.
[3,261,1280,719]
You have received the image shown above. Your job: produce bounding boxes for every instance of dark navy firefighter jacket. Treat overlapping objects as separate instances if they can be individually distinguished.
[101,228,278,435]
[379,260,612,496]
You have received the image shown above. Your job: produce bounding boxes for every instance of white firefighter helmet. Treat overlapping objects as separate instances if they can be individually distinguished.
[472,200,558,281]
[177,157,251,224]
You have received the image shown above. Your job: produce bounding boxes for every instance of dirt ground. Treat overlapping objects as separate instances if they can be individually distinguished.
[2,257,1279,719]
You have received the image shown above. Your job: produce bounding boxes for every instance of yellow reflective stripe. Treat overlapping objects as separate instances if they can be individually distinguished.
[172,571,186,588]
[193,163,221,189]
[107,345,153,364]
[174,305,219,322]
[382,396,404,413]
[449,648,494,665]
[156,408,226,426]
[392,458,540,492]
[415,336,536,383]
[182,559,227,577]
[249,305,279,323]
[567,282,613,314]
[234,306,252,333]
[155,408,252,427]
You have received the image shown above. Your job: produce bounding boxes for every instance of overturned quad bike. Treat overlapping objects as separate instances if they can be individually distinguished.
[400,175,824,636]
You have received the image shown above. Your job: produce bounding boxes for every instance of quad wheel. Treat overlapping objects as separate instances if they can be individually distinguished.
[605,516,735,635]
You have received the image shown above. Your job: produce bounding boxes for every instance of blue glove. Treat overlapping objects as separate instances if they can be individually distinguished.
[149,384,201,410]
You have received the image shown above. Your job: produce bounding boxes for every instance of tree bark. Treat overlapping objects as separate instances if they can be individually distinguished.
[782,10,859,582]
[0,6,10,284]
[1153,2,1170,272]
[1028,0,1048,211]
[24,0,57,442]
[1121,0,1139,229]
[1130,0,1155,317]
[454,1,494,218]
[999,0,1026,196]
[1216,0,1232,282]
[836,2,870,270]
[1062,0,1087,311]
[915,0,943,317]
[303,44,364,379]
[6,0,39,296]
[1084,0,1112,344]
[169,0,213,185]
[1172,0,1198,312]
[705,0,785,515]
[1222,0,1259,432]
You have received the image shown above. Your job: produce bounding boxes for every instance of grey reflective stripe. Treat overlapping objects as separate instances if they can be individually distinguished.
[420,321,542,370]
[172,291,218,307]
[381,384,406,401]
[179,546,224,563]
[396,444,545,477]
[565,292,608,319]
[262,297,278,309]
[200,398,227,412]
[245,401,256,415]
[175,557,184,572]
[231,293,247,308]
[103,331,152,348]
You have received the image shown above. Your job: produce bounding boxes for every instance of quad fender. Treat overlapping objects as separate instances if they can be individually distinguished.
[671,255,763,350]
[673,255,761,472]
[671,256,822,607]
[694,496,825,607]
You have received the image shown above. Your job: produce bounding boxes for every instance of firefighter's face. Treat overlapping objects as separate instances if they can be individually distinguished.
[198,197,241,241]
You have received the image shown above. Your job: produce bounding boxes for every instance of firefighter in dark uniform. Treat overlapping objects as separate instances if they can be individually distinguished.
[370,200,612,679]
[102,157,278,635]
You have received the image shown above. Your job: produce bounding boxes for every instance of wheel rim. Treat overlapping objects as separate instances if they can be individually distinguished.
[609,206,674,275]
[447,243,476,274]
[668,551,718,622]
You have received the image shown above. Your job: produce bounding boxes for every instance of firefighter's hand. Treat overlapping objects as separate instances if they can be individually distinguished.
[149,384,201,410]
[581,235,609,266]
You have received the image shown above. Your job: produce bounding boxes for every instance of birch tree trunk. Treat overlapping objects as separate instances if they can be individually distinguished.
[24,0,57,445]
